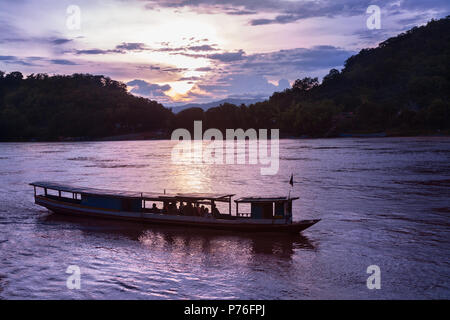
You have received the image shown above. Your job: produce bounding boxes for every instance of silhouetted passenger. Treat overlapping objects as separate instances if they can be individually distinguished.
[195,204,202,216]
[204,207,212,218]
[178,202,185,215]
[186,202,194,216]
[212,204,220,218]
[168,202,177,215]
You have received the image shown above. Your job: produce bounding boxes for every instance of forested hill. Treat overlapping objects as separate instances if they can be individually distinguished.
[0,16,449,141]
[0,73,173,140]
[299,15,450,136]
[172,16,449,137]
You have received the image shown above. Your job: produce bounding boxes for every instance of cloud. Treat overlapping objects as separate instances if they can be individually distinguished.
[175,49,247,62]
[196,74,290,98]
[207,49,246,62]
[75,42,149,55]
[395,12,436,26]
[143,0,450,25]
[187,44,218,51]
[0,55,37,66]
[192,45,354,80]
[74,49,119,55]
[161,67,188,73]
[115,42,148,51]
[0,55,17,61]
[176,46,351,70]
[75,42,216,55]
[277,78,290,89]
[127,79,172,98]
[195,67,214,72]
[153,46,185,52]
[0,32,74,45]
[49,59,78,65]
[251,14,299,26]
[0,55,79,67]
[225,9,258,15]
[178,76,203,81]
[51,38,72,45]
[152,43,218,53]
[177,45,354,102]
[233,46,356,77]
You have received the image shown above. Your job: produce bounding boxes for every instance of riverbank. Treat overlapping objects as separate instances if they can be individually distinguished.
[0,130,448,143]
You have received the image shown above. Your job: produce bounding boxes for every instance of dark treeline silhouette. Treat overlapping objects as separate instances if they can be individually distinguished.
[172,17,449,137]
[0,73,173,140]
[0,17,448,141]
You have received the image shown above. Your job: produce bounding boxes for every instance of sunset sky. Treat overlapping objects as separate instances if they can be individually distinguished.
[0,0,448,106]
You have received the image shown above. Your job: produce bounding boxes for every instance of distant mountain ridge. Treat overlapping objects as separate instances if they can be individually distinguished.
[169,98,265,113]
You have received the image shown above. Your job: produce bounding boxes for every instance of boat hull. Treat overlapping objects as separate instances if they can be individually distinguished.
[35,196,320,233]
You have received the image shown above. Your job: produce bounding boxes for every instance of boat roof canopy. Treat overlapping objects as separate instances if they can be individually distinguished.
[30,181,144,198]
[30,181,234,202]
[234,196,299,203]
[153,193,234,202]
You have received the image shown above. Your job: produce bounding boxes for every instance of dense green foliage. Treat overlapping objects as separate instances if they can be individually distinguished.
[0,17,448,140]
[173,17,450,137]
[0,73,172,140]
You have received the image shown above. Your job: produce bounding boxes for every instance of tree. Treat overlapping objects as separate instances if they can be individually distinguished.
[322,68,340,83]
[5,71,23,81]
[292,77,319,92]
[0,72,172,140]
[426,99,450,130]
[172,107,204,134]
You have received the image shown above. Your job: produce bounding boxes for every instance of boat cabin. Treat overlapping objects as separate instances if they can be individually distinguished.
[143,193,234,218]
[234,197,299,221]
[30,181,234,217]
[30,182,299,222]
[30,181,144,211]
[29,181,320,233]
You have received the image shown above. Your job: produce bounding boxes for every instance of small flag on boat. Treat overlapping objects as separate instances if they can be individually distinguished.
[289,174,294,187]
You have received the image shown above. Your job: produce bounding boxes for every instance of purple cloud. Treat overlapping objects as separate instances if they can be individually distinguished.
[49,59,78,65]
[207,49,246,62]
[127,79,171,98]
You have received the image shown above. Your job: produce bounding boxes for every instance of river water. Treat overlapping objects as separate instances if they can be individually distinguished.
[0,137,449,299]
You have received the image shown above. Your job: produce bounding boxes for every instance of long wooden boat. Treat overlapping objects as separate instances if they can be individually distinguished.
[30,182,320,233]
